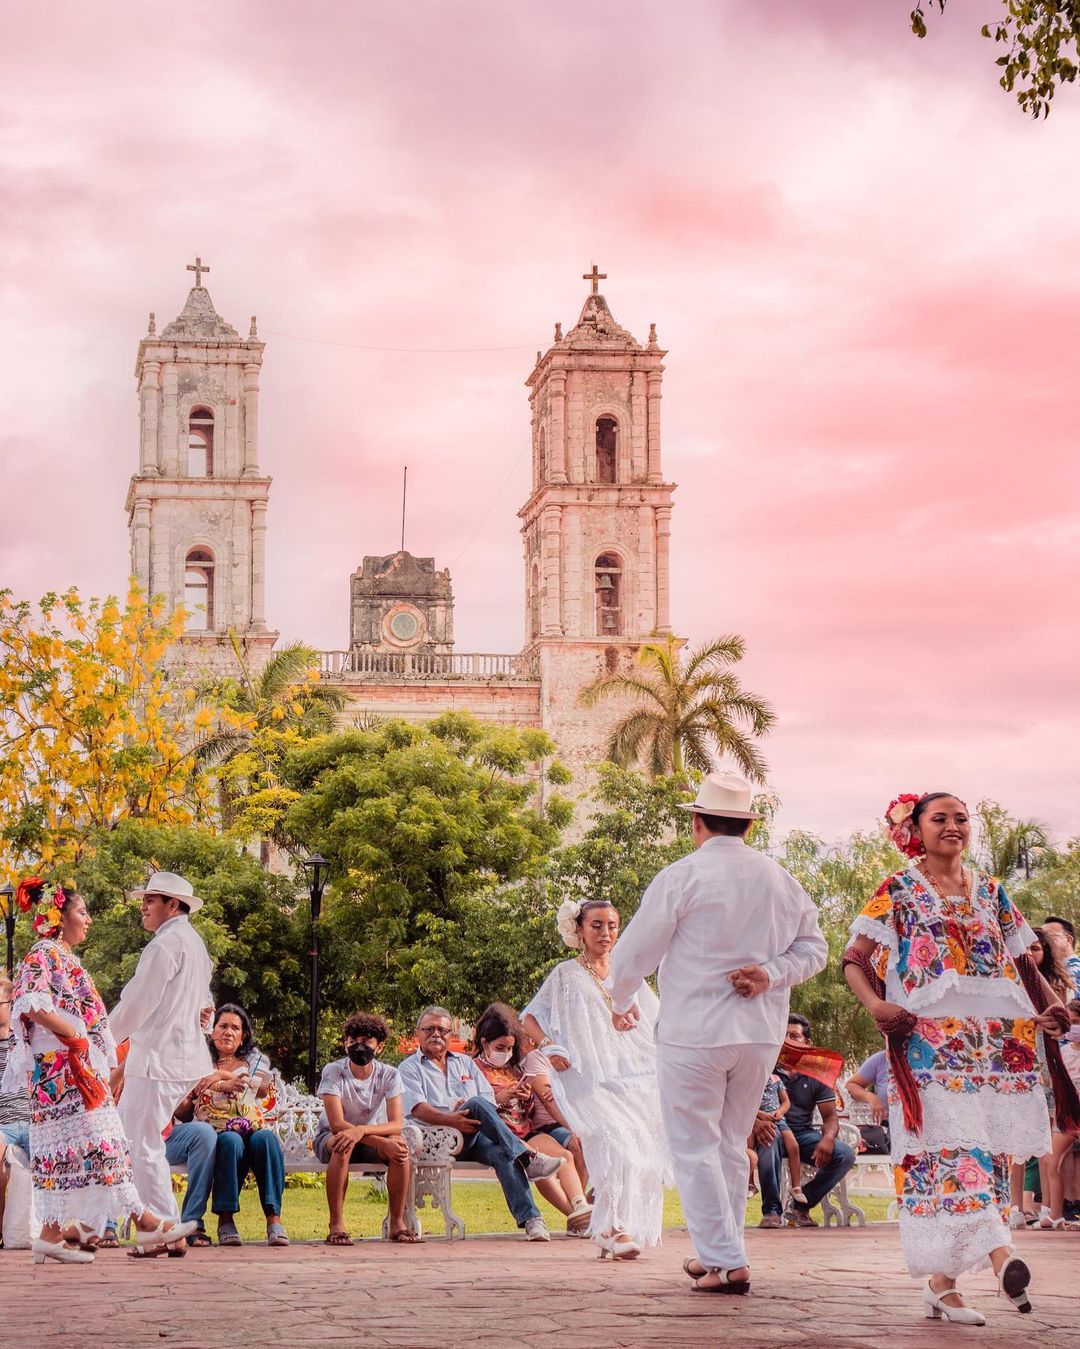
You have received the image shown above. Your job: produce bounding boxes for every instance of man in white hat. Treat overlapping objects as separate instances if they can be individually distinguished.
[110,872,215,1225]
[608,773,828,1295]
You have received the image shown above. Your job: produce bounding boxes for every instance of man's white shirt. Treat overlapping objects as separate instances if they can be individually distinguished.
[110,915,213,1080]
[608,836,828,1048]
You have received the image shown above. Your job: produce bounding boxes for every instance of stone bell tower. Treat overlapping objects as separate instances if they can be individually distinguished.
[519,267,676,771]
[126,258,277,672]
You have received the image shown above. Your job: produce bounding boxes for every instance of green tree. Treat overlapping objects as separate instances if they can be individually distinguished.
[912,1,1080,116]
[74,820,311,1078]
[194,637,348,848]
[973,799,1051,883]
[1013,838,1080,930]
[546,764,695,923]
[280,713,572,1025]
[579,635,775,781]
[777,828,903,1065]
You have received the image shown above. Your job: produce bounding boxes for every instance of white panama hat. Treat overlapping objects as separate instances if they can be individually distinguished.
[127,870,204,914]
[676,772,761,820]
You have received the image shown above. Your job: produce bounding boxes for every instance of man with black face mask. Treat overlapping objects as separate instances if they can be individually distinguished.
[314,1011,418,1244]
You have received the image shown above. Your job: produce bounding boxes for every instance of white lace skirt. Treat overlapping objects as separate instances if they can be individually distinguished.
[29,1050,143,1234]
[892,1013,1050,1278]
[556,1066,673,1245]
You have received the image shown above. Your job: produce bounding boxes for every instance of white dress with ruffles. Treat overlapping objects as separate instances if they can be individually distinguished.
[523,958,673,1245]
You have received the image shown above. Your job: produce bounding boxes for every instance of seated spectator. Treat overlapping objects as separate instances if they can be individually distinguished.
[175,1003,288,1248]
[755,1013,856,1229]
[397,1005,562,1242]
[755,1067,805,1203]
[845,1049,891,1155]
[472,1003,592,1235]
[520,1034,589,1197]
[0,976,31,1245]
[109,1052,218,1249]
[1043,916,1080,991]
[314,1011,416,1245]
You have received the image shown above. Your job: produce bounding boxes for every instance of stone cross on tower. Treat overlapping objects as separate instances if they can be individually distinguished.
[582,263,607,295]
[186,255,210,288]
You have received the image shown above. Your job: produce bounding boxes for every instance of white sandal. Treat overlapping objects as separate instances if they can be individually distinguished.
[133,1219,198,1250]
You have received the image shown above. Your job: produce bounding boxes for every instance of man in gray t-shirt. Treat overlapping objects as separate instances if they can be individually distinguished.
[315,1012,415,1244]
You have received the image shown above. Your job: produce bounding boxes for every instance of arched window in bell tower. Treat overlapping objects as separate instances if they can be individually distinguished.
[537,427,546,485]
[184,548,215,630]
[594,552,623,637]
[596,417,617,484]
[187,407,215,477]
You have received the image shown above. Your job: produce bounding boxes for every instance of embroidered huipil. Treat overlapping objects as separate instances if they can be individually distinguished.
[4,939,142,1234]
[851,866,1051,1278]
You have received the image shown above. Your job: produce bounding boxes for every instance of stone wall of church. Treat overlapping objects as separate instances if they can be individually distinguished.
[333,680,541,728]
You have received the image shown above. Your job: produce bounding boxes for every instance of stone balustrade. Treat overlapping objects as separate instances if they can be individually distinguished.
[316,650,539,682]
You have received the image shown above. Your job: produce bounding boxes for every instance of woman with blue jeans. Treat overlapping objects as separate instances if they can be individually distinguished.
[180,1004,287,1247]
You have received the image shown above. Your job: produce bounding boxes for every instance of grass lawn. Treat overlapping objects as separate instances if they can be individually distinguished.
[201,1178,896,1245]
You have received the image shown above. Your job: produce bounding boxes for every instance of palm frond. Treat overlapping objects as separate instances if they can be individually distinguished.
[580,673,670,711]
[681,635,746,680]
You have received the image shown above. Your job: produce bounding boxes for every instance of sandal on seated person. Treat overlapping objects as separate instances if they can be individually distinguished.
[217,1219,242,1247]
[266,1221,289,1247]
[326,1230,354,1246]
[388,1227,422,1243]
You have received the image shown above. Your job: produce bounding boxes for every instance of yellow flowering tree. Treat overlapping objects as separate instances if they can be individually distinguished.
[0,584,213,878]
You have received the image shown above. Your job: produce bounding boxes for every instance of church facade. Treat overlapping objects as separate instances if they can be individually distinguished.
[126,263,677,774]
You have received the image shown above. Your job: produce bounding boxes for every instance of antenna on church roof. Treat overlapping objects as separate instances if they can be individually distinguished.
[401,465,408,552]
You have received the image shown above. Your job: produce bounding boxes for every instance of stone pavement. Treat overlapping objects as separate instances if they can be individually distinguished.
[2,1227,1078,1348]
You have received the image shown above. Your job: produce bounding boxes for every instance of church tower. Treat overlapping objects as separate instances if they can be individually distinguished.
[520,268,676,771]
[126,259,277,672]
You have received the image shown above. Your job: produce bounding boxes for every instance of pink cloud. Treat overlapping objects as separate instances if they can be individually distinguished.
[2,0,1078,850]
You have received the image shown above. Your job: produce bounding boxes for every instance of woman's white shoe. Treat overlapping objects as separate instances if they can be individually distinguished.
[922,1281,986,1325]
[133,1219,198,1250]
[1006,1206,1028,1231]
[595,1230,641,1260]
[997,1256,1033,1313]
[32,1238,95,1265]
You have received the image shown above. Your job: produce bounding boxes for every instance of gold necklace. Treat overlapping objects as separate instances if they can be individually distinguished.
[923,865,968,900]
[577,953,615,1011]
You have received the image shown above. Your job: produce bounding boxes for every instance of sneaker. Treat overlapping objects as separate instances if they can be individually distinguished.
[790,1204,818,1229]
[524,1217,551,1242]
[524,1151,563,1181]
[758,1214,783,1229]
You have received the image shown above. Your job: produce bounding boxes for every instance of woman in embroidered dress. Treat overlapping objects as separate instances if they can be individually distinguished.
[843,794,1067,1325]
[521,899,672,1260]
[2,880,197,1264]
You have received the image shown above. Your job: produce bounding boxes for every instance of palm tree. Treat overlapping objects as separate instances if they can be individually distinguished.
[974,800,1051,881]
[194,634,348,831]
[579,635,775,781]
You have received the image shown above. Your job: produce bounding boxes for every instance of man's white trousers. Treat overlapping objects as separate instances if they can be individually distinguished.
[117,1076,197,1222]
[658,1042,778,1272]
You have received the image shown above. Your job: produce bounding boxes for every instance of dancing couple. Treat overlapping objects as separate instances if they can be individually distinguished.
[2,871,214,1264]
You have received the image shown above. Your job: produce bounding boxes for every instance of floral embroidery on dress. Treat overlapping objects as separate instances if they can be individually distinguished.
[853,869,1031,1007]
[899,1147,1010,1221]
[905,1016,1038,1093]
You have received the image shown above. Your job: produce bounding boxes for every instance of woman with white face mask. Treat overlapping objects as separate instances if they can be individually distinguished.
[472,1003,591,1235]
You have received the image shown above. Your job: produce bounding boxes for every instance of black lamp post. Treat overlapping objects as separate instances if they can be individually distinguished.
[0,883,15,977]
[302,854,329,1094]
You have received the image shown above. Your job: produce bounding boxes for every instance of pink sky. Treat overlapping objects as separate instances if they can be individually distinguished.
[3,1,1078,847]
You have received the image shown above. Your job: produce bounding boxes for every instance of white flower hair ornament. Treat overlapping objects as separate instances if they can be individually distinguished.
[556,899,583,949]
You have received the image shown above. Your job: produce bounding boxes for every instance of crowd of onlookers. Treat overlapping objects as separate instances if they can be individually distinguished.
[3,910,1079,1248]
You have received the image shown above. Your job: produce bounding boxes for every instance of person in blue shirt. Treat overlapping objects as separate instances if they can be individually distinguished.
[397,1006,562,1241]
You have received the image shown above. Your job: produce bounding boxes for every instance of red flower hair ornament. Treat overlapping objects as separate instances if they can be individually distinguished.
[883,793,925,859]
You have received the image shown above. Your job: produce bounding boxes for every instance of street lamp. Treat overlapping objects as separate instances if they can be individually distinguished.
[302,854,329,1095]
[0,883,15,977]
